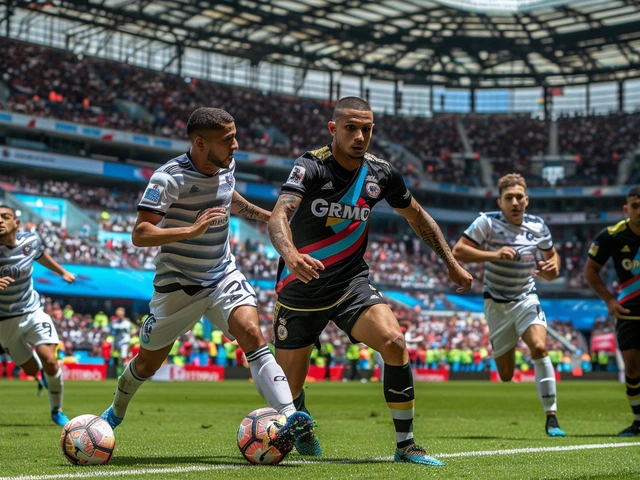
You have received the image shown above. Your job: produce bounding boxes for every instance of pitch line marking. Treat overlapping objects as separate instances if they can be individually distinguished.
[2,442,639,480]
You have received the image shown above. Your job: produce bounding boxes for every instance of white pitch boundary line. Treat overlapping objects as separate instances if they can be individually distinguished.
[2,442,639,480]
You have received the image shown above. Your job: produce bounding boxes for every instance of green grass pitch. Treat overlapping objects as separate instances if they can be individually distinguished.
[0,380,639,479]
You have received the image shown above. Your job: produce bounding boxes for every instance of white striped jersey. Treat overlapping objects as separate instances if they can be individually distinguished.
[463,211,553,301]
[0,230,45,319]
[137,152,237,289]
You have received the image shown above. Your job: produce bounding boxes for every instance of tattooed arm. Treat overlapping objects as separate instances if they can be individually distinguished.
[268,193,324,283]
[395,198,473,292]
[231,191,271,223]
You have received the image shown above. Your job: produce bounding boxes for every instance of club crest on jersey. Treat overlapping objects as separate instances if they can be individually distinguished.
[365,182,381,198]
[225,175,235,188]
[143,184,164,205]
[286,166,306,186]
[22,242,34,256]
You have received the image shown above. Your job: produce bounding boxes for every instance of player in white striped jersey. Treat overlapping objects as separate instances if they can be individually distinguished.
[452,174,566,437]
[0,205,75,426]
[101,108,312,457]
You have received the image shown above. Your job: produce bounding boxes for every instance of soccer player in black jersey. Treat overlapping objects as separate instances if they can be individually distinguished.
[584,186,640,436]
[268,97,473,466]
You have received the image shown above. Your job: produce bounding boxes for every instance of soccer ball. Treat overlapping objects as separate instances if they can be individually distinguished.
[237,407,286,465]
[60,414,116,465]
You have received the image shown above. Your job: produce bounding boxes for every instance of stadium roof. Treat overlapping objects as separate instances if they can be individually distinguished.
[25,0,640,88]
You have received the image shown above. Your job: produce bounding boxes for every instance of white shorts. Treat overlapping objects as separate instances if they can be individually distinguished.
[141,270,257,351]
[484,294,547,358]
[0,308,59,366]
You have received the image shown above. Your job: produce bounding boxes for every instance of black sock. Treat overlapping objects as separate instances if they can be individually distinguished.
[293,388,310,415]
[625,375,640,420]
[383,362,415,449]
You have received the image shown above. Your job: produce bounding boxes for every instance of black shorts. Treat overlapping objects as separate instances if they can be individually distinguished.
[273,280,387,349]
[617,319,640,351]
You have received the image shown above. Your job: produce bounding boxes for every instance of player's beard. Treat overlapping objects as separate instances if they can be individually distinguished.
[207,149,232,169]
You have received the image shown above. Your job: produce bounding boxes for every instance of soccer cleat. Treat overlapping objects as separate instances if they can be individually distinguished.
[100,406,124,430]
[294,421,323,456]
[545,414,566,437]
[394,444,445,466]
[618,421,640,437]
[51,409,69,427]
[266,411,314,456]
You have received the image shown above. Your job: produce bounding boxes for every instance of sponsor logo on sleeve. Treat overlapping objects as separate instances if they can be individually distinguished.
[142,184,164,205]
[285,166,306,186]
[588,242,599,256]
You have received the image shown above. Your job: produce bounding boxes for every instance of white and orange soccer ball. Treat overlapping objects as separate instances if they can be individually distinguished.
[237,407,286,465]
[60,414,116,465]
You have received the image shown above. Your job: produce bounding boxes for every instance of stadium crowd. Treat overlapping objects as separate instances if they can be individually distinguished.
[2,38,639,187]
[31,292,585,377]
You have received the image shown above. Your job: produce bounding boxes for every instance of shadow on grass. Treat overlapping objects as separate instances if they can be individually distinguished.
[435,435,530,440]
[109,456,392,467]
[111,456,244,467]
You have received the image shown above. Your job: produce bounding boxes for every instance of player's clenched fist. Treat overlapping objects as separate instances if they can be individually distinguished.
[284,252,325,284]
[447,264,473,293]
[494,246,517,260]
[0,276,15,291]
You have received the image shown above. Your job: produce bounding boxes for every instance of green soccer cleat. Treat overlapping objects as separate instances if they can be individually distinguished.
[266,411,314,457]
[394,444,445,466]
[294,423,322,457]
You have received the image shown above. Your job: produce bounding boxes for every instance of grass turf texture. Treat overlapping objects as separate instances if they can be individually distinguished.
[0,380,639,479]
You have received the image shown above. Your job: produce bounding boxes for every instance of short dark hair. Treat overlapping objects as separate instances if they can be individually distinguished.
[627,186,640,200]
[333,96,372,121]
[0,205,16,216]
[186,108,235,139]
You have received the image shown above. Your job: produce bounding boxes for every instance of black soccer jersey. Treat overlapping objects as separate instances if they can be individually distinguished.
[588,219,640,317]
[276,144,412,309]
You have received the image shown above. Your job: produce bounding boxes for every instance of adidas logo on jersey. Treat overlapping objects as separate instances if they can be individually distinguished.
[321,182,334,190]
[622,245,631,253]
[189,185,200,194]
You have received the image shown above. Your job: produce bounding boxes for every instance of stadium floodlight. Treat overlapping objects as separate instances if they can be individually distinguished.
[433,0,599,14]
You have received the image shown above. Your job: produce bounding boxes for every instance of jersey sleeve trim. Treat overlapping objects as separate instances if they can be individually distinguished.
[137,206,166,216]
[538,244,554,251]
[462,233,480,246]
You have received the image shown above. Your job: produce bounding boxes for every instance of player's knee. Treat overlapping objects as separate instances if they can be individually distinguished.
[529,344,547,359]
[41,357,59,375]
[380,334,406,361]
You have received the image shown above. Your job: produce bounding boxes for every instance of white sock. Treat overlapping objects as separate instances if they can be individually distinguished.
[534,356,557,412]
[45,368,63,411]
[246,346,296,417]
[111,357,147,419]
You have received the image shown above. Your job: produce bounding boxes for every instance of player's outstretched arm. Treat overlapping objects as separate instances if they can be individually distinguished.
[132,208,227,247]
[584,257,630,318]
[268,193,324,284]
[231,191,270,223]
[36,251,75,283]
[395,198,472,292]
[534,248,560,281]
[452,237,516,263]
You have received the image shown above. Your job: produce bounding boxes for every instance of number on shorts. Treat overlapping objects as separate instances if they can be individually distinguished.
[39,322,53,338]
[223,279,252,304]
